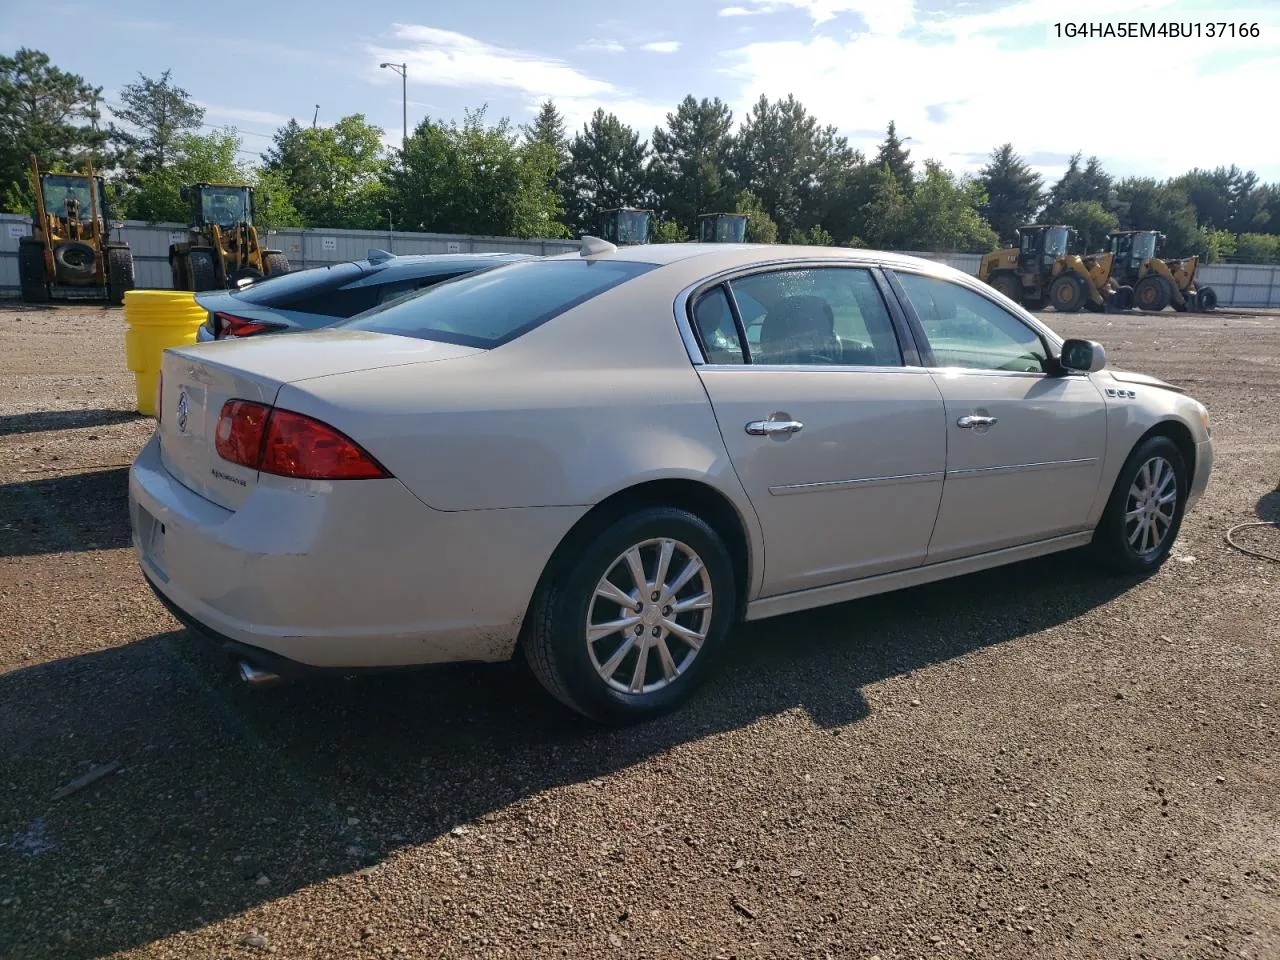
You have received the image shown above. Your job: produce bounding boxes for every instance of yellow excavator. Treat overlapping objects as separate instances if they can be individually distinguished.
[697,213,749,242]
[978,224,1114,313]
[1106,230,1217,312]
[18,154,134,305]
[169,183,290,291]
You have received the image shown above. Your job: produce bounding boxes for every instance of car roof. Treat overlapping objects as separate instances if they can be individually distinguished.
[548,242,965,276]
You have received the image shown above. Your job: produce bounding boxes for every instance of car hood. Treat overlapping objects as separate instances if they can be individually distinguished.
[1103,369,1184,394]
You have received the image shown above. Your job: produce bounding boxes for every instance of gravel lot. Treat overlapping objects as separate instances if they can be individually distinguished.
[1,300,1277,960]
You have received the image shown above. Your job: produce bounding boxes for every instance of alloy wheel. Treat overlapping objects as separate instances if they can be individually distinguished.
[1125,456,1178,554]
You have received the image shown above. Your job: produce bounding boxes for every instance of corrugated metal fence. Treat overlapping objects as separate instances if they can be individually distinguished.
[3,213,1278,307]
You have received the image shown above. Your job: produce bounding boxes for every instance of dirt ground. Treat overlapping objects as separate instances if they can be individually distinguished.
[0,300,1277,960]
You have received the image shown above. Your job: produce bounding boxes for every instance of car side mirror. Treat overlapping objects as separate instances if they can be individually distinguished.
[1059,338,1106,373]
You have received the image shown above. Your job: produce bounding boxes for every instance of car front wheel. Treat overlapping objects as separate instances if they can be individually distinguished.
[524,507,737,722]
[1093,435,1187,574]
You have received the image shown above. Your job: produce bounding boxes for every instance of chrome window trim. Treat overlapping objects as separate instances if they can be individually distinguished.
[673,256,921,368]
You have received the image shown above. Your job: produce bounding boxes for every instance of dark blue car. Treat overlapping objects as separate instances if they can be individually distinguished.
[194,250,533,341]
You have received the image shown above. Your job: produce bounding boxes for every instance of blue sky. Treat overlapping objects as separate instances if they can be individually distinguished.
[6,0,1279,182]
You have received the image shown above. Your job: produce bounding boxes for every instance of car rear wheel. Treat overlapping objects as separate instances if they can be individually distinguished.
[1093,435,1187,574]
[523,507,737,723]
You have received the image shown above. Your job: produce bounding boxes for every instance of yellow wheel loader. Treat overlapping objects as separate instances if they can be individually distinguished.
[18,155,134,305]
[169,183,290,291]
[978,224,1114,313]
[697,212,749,242]
[597,208,652,246]
[1106,230,1217,312]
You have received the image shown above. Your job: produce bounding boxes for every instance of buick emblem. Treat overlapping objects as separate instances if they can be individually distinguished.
[176,389,190,433]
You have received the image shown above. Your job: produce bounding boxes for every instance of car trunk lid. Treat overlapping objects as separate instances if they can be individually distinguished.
[157,331,483,510]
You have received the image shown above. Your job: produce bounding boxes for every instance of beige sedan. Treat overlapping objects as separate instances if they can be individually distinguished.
[129,241,1213,722]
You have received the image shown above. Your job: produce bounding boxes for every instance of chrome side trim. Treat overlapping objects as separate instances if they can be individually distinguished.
[769,470,944,496]
[945,457,1098,479]
[744,531,1093,621]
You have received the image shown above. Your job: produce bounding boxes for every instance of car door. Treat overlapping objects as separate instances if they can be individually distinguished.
[691,265,947,598]
[889,270,1107,564]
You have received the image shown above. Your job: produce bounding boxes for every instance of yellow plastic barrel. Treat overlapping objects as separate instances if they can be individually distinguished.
[123,290,207,416]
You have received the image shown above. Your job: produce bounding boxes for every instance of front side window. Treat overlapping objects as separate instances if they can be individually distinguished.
[727,267,903,367]
[342,258,655,347]
[895,272,1048,373]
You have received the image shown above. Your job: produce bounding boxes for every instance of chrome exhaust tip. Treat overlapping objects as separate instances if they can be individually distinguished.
[238,660,281,685]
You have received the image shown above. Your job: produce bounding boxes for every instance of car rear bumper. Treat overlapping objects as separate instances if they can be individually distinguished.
[129,433,584,669]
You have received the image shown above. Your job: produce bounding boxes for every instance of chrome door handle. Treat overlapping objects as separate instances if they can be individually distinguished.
[745,419,804,437]
[956,415,998,428]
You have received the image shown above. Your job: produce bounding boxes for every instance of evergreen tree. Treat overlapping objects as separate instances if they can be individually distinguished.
[110,70,204,178]
[649,95,735,232]
[563,109,650,233]
[977,143,1042,244]
[873,121,914,190]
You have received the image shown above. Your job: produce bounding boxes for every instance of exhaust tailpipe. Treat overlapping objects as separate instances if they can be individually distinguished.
[238,660,280,685]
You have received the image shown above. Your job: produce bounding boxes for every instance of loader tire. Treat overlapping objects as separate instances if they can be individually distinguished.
[1197,286,1218,311]
[1134,275,1172,312]
[1112,285,1134,310]
[1049,273,1087,313]
[18,240,51,303]
[264,251,291,277]
[53,241,97,281]
[170,257,188,290]
[107,247,134,306]
[188,250,218,291]
[988,271,1021,304]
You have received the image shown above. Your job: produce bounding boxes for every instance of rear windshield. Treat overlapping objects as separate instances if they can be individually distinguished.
[233,262,367,306]
[341,258,656,347]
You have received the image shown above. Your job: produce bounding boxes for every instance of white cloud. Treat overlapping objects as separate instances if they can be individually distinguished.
[556,96,672,139]
[722,0,1280,180]
[368,24,617,98]
[579,39,626,53]
[722,0,915,27]
[718,6,757,15]
[198,103,292,128]
[641,40,682,53]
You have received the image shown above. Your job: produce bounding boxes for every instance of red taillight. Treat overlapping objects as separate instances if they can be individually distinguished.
[215,400,271,468]
[214,401,388,480]
[215,312,285,338]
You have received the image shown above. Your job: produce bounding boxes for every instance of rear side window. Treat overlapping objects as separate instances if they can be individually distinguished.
[342,259,656,347]
[691,286,745,364]
[233,262,366,306]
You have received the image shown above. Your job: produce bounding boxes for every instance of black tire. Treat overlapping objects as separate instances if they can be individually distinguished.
[107,247,134,306]
[1198,286,1218,311]
[1093,435,1187,575]
[1134,274,1171,312]
[18,241,51,303]
[170,257,188,291]
[1049,273,1087,313]
[53,241,97,281]
[188,250,218,291]
[523,506,738,723]
[264,251,291,277]
[988,272,1021,304]
[1112,285,1134,310]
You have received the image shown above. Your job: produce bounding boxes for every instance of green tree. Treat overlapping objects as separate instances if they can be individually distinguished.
[733,188,777,243]
[564,108,650,233]
[1055,199,1118,252]
[1113,177,1200,256]
[124,128,245,223]
[732,94,856,239]
[0,48,110,211]
[387,106,567,238]
[649,95,735,232]
[977,143,1042,244]
[873,121,914,191]
[1042,152,1115,223]
[263,114,388,229]
[902,162,998,252]
[787,224,834,246]
[1234,233,1280,264]
[523,99,568,161]
[1200,228,1237,264]
[250,166,304,228]
[651,218,690,243]
[110,70,204,178]
[860,166,909,249]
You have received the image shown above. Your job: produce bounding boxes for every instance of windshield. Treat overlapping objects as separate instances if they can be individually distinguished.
[200,186,251,226]
[601,211,650,245]
[1131,233,1157,261]
[341,258,656,347]
[1042,227,1069,258]
[700,216,747,243]
[41,175,105,221]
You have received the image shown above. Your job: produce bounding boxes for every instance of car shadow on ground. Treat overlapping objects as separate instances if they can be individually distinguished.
[1257,488,1279,521]
[0,409,144,437]
[0,467,132,557]
[0,549,1139,958]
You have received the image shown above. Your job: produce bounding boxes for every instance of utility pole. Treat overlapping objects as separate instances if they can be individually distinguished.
[386,208,394,253]
[312,104,319,128]
[379,61,408,149]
